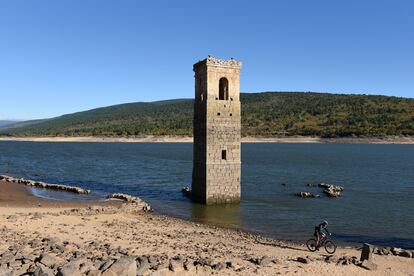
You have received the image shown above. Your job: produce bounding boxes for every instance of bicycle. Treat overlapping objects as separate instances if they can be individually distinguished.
[306,233,337,254]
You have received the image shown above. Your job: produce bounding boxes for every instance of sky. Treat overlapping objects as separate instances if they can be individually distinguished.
[0,0,413,120]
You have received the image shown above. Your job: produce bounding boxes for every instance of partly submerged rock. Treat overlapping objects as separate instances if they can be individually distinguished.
[108,193,152,212]
[319,184,344,197]
[181,186,192,197]
[0,175,90,194]
[295,192,320,198]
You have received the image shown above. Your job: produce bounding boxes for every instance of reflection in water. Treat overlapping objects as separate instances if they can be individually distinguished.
[191,203,241,229]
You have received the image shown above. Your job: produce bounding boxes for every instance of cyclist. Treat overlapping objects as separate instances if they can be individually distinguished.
[314,220,330,249]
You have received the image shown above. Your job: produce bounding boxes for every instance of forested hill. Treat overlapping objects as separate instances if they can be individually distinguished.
[1,92,413,137]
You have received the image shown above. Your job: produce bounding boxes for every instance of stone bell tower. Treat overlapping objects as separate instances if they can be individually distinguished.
[192,56,242,204]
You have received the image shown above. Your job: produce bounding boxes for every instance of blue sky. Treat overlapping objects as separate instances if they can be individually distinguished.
[0,0,413,120]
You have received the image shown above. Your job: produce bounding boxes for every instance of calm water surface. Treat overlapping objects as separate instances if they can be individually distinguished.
[0,141,413,248]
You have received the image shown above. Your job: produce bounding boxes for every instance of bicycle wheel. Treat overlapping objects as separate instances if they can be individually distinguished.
[324,240,337,254]
[306,239,318,252]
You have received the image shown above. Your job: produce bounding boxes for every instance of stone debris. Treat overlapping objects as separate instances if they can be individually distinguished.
[0,211,412,276]
[398,250,413,258]
[0,236,265,276]
[107,193,152,212]
[247,256,276,266]
[295,192,320,198]
[296,256,312,264]
[374,246,414,258]
[0,175,90,194]
[108,193,139,202]
[319,183,344,197]
[102,257,137,276]
[337,256,361,266]
[299,182,345,198]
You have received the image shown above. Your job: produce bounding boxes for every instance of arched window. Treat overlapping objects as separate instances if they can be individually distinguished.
[219,77,229,100]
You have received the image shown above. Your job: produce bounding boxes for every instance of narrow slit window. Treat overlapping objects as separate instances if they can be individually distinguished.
[222,150,227,160]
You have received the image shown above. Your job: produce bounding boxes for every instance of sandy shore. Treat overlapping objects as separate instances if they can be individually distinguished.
[1,135,414,144]
[0,180,121,209]
[0,181,413,275]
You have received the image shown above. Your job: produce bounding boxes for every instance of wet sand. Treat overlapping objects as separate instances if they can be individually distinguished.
[0,180,121,208]
[0,181,413,275]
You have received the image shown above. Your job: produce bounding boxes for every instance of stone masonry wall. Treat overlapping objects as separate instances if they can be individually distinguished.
[192,56,241,204]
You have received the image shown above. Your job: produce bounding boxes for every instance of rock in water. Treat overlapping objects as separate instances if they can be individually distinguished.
[181,186,192,197]
[295,192,320,198]
[318,183,344,197]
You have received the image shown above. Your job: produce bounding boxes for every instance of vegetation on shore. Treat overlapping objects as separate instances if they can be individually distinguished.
[1,92,413,137]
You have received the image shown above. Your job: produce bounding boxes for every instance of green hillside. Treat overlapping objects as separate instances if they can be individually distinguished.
[1,92,414,137]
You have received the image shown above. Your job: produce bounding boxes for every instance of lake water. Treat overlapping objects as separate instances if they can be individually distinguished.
[0,141,413,249]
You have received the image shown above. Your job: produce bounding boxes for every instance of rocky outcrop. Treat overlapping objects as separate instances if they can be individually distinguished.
[319,183,344,197]
[297,183,345,198]
[0,175,90,194]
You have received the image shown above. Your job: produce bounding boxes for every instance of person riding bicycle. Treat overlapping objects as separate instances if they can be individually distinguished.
[314,220,330,248]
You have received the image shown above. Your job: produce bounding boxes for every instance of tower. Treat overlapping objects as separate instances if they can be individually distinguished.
[192,56,242,204]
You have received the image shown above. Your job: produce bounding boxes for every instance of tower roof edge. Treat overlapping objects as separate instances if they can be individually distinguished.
[193,56,242,70]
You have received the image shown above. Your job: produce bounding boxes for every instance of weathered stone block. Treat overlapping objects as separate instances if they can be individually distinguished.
[360,243,375,261]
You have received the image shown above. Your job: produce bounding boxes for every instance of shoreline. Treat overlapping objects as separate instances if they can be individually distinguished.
[1,175,413,250]
[1,135,414,144]
[0,180,122,209]
[1,176,354,249]
[1,181,413,275]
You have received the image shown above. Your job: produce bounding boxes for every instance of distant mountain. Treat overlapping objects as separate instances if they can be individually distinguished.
[1,92,413,137]
[0,120,19,128]
[0,119,46,131]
